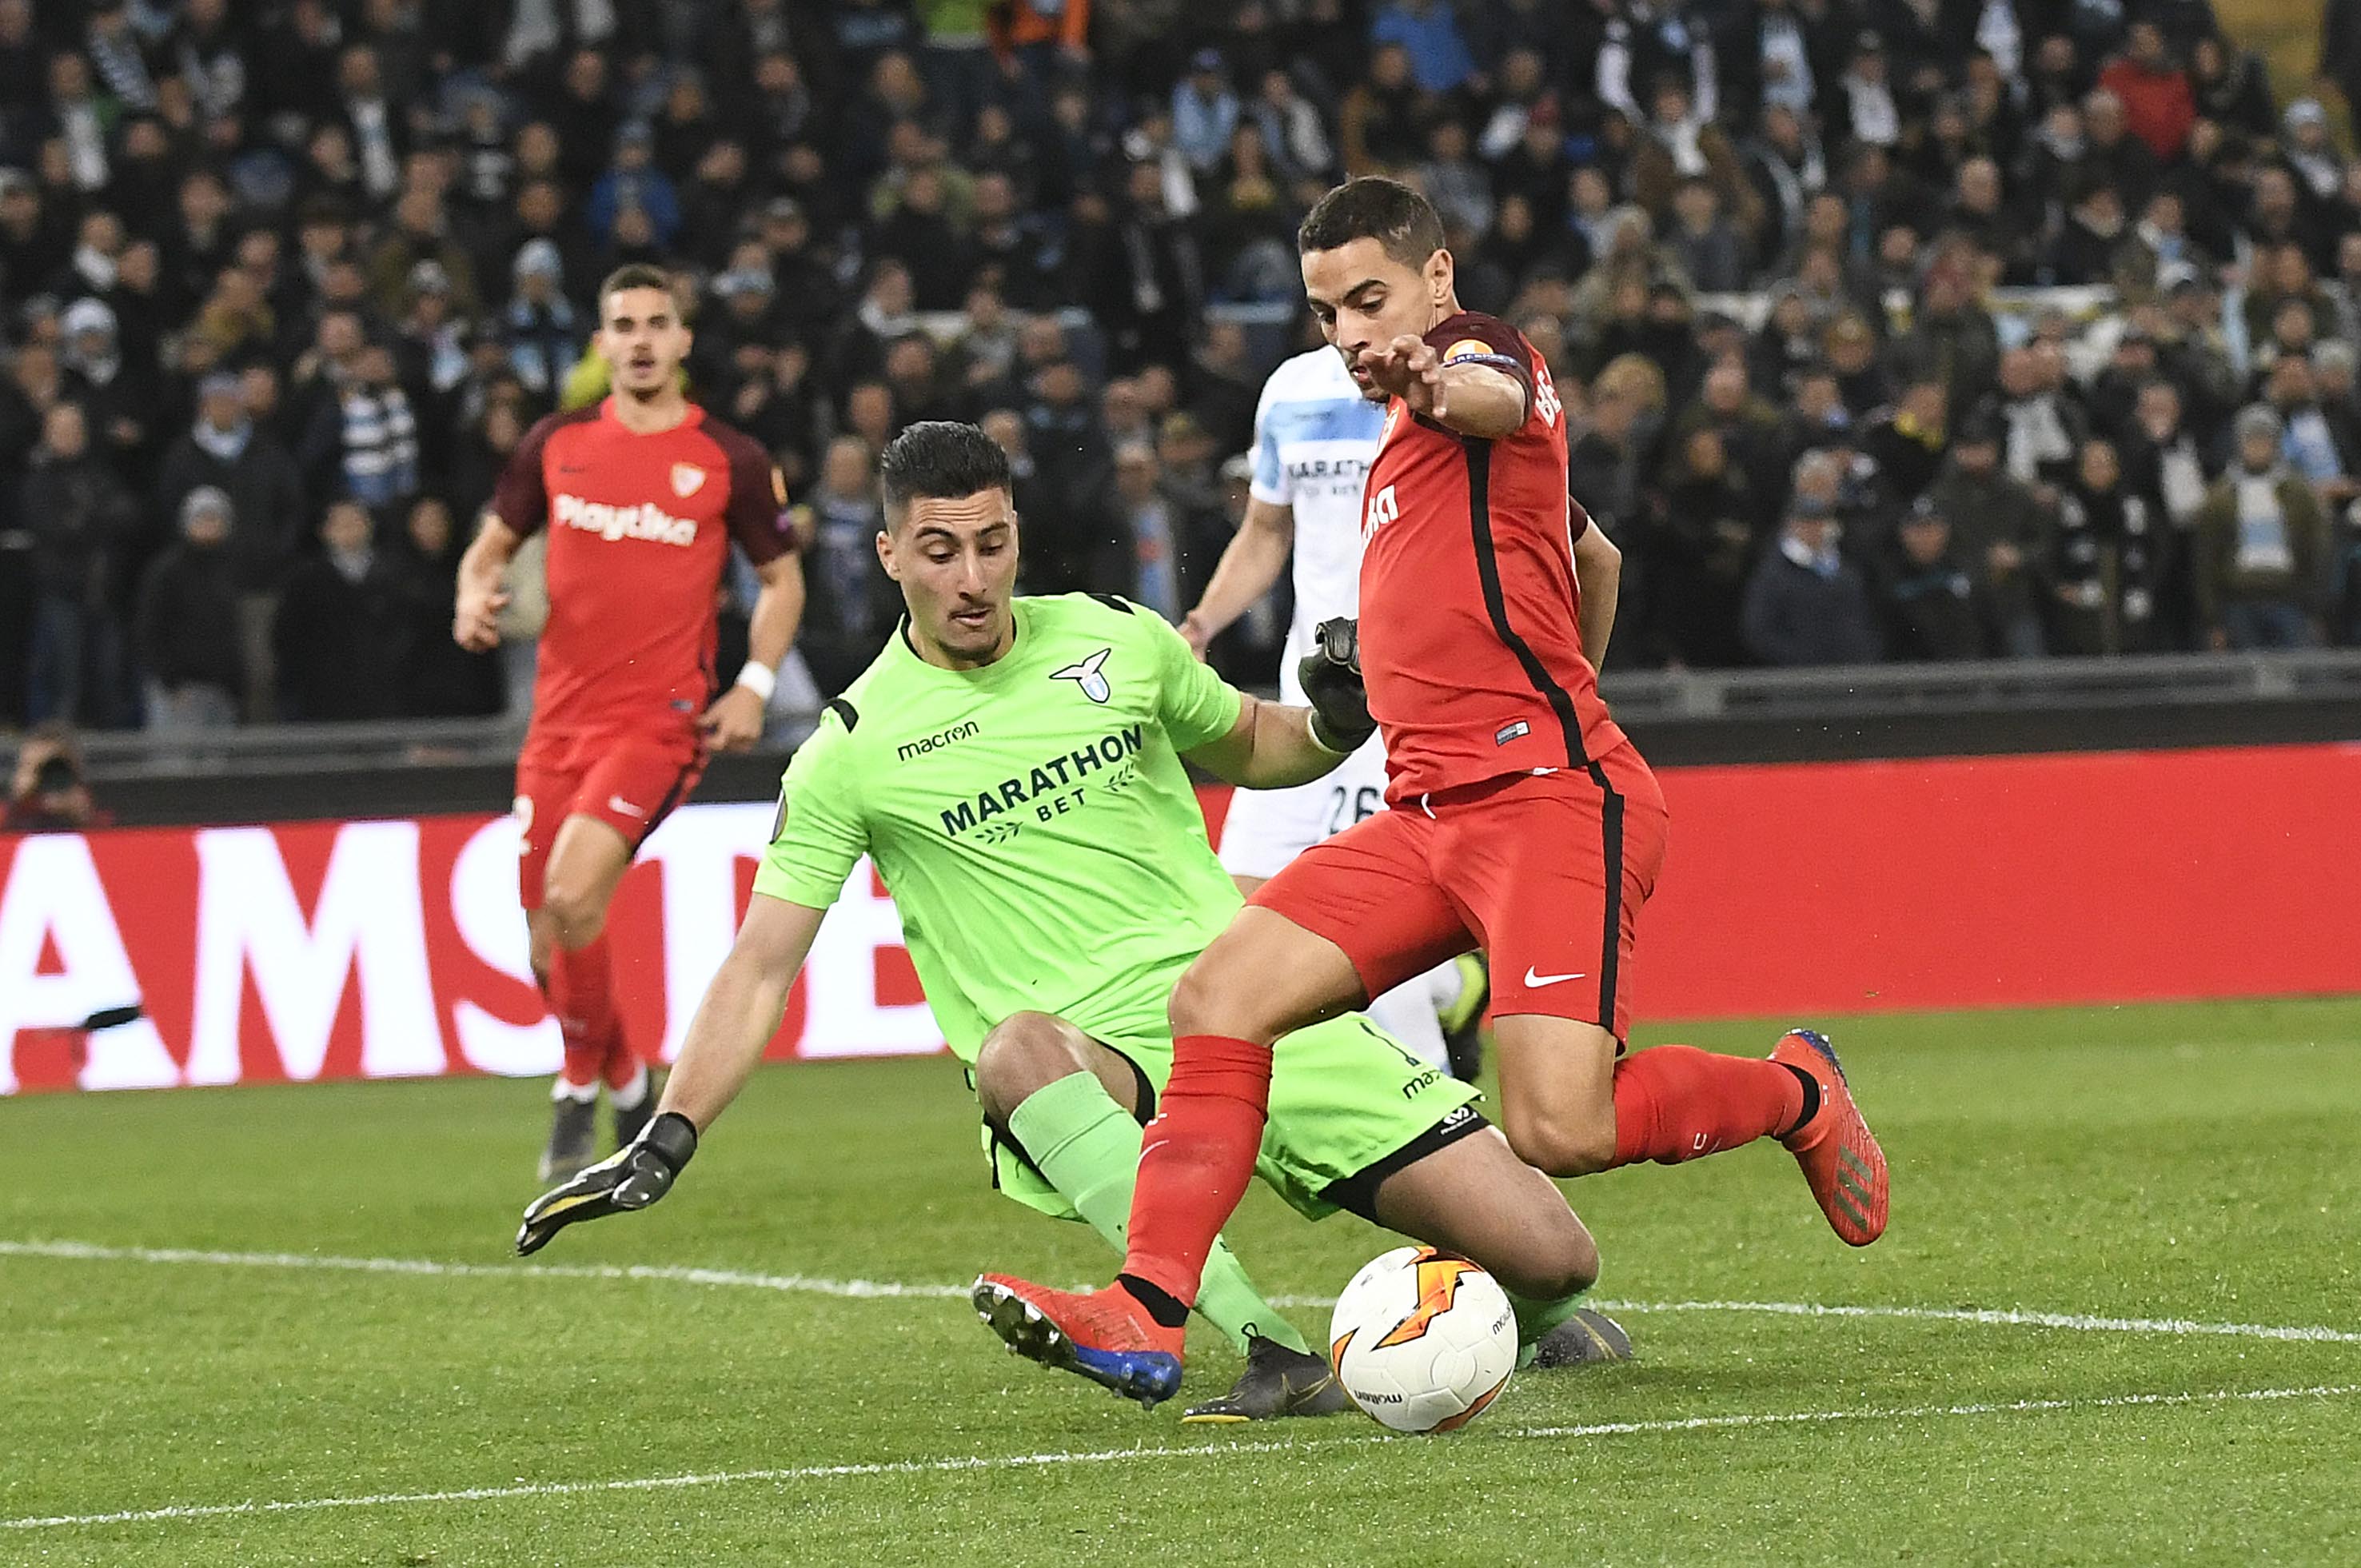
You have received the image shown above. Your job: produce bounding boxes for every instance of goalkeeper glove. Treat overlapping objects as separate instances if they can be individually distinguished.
[1297,616,1376,753]
[515,1110,698,1256]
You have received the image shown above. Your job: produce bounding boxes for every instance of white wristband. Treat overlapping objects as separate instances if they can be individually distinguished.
[732,660,777,704]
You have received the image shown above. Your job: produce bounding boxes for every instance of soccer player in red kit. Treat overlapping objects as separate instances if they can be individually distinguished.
[454,265,806,1180]
[975,180,1887,1406]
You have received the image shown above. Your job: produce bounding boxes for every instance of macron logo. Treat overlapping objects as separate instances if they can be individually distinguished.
[553,493,699,547]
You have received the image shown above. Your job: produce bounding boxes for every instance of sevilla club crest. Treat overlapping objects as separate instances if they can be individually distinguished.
[671,463,707,498]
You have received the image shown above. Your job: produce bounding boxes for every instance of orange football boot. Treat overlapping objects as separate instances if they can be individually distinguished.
[1770,1029,1888,1246]
[971,1275,1186,1408]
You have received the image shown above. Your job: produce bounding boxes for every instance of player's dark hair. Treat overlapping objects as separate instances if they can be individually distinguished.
[1298,178,1446,271]
[597,263,676,314]
[879,421,1013,521]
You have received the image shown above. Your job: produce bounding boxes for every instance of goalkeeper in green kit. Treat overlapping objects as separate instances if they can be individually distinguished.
[516,421,1625,1417]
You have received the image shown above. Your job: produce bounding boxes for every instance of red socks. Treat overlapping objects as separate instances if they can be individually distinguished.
[1119,1034,1274,1307]
[1610,1044,1805,1167]
[546,935,631,1090]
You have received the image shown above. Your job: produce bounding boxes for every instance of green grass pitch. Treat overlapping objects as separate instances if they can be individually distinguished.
[5,998,2359,1566]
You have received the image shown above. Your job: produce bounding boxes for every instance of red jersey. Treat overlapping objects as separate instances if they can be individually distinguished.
[493,398,795,739]
[1357,310,1626,802]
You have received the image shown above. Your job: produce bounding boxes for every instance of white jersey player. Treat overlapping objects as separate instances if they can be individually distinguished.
[1180,348,1482,1075]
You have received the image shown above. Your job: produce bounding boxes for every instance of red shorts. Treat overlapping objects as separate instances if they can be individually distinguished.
[514,725,705,912]
[1252,742,1667,1039]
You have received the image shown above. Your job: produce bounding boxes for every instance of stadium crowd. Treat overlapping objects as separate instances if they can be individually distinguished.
[6,0,2361,740]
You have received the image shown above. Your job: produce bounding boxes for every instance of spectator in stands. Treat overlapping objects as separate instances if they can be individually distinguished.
[2052,437,2172,656]
[336,44,406,204]
[843,377,899,453]
[501,241,581,401]
[1372,0,1474,94]
[368,187,481,321]
[1340,43,1422,177]
[1668,178,1746,294]
[2191,33,2275,139]
[1824,311,1892,419]
[315,341,420,514]
[1928,409,2053,657]
[22,401,138,728]
[1187,319,1261,459]
[2267,355,2360,509]
[1743,481,1883,666]
[273,497,409,721]
[2097,22,2195,164]
[154,371,304,722]
[135,485,243,736]
[1109,442,1186,618]
[394,497,501,720]
[2282,101,2347,209]
[871,163,972,313]
[2310,342,2361,465]
[1985,345,2089,500]
[57,294,158,481]
[1250,67,1335,194]
[1174,50,1242,174]
[1570,355,1665,541]
[1880,495,1995,662]
[1655,426,1766,668]
[796,435,895,697]
[2195,406,2329,649]
[980,405,1083,594]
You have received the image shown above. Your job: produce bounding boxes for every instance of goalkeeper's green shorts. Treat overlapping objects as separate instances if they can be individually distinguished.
[983,1011,1486,1224]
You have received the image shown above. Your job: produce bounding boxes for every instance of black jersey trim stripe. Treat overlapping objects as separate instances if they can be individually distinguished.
[637,756,700,851]
[825,696,860,732]
[1463,441,1588,768]
[1087,592,1136,614]
[1593,761,1625,1032]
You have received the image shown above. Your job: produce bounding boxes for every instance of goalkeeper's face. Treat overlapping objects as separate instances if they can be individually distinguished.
[880,488,1020,668]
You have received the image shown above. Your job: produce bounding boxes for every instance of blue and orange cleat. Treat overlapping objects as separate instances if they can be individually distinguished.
[1770,1029,1888,1247]
[971,1275,1186,1409]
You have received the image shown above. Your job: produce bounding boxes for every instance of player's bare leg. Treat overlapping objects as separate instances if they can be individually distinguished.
[1490,1016,1622,1175]
[1491,1014,1888,1246]
[971,1013,1346,1419]
[1234,869,1454,1073]
[973,908,1364,1405]
[1366,1124,1631,1367]
[532,814,640,1180]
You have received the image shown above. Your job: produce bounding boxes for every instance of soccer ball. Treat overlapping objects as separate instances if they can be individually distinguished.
[1326,1246,1517,1434]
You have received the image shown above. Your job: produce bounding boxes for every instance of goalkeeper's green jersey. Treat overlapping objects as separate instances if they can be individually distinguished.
[754,593,1250,1061]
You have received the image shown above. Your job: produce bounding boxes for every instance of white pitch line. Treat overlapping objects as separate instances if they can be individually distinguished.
[9,1238,2361,1345]
[0,1239,969,1299]
[1575,1297,2361,1347]
[5,1382,2355,1533]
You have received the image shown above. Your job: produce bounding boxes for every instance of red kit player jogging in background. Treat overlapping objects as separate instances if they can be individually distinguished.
[454,265,806,1182]
[975,179,1888,1406]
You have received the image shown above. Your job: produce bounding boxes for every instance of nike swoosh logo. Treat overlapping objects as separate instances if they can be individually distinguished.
[608,796,647,818]
[1523,967,1587,987]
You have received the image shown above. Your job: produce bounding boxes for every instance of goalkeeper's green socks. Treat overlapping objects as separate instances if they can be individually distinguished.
[1508,1288,1591,1369]
[1006,1071,1311,1356]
